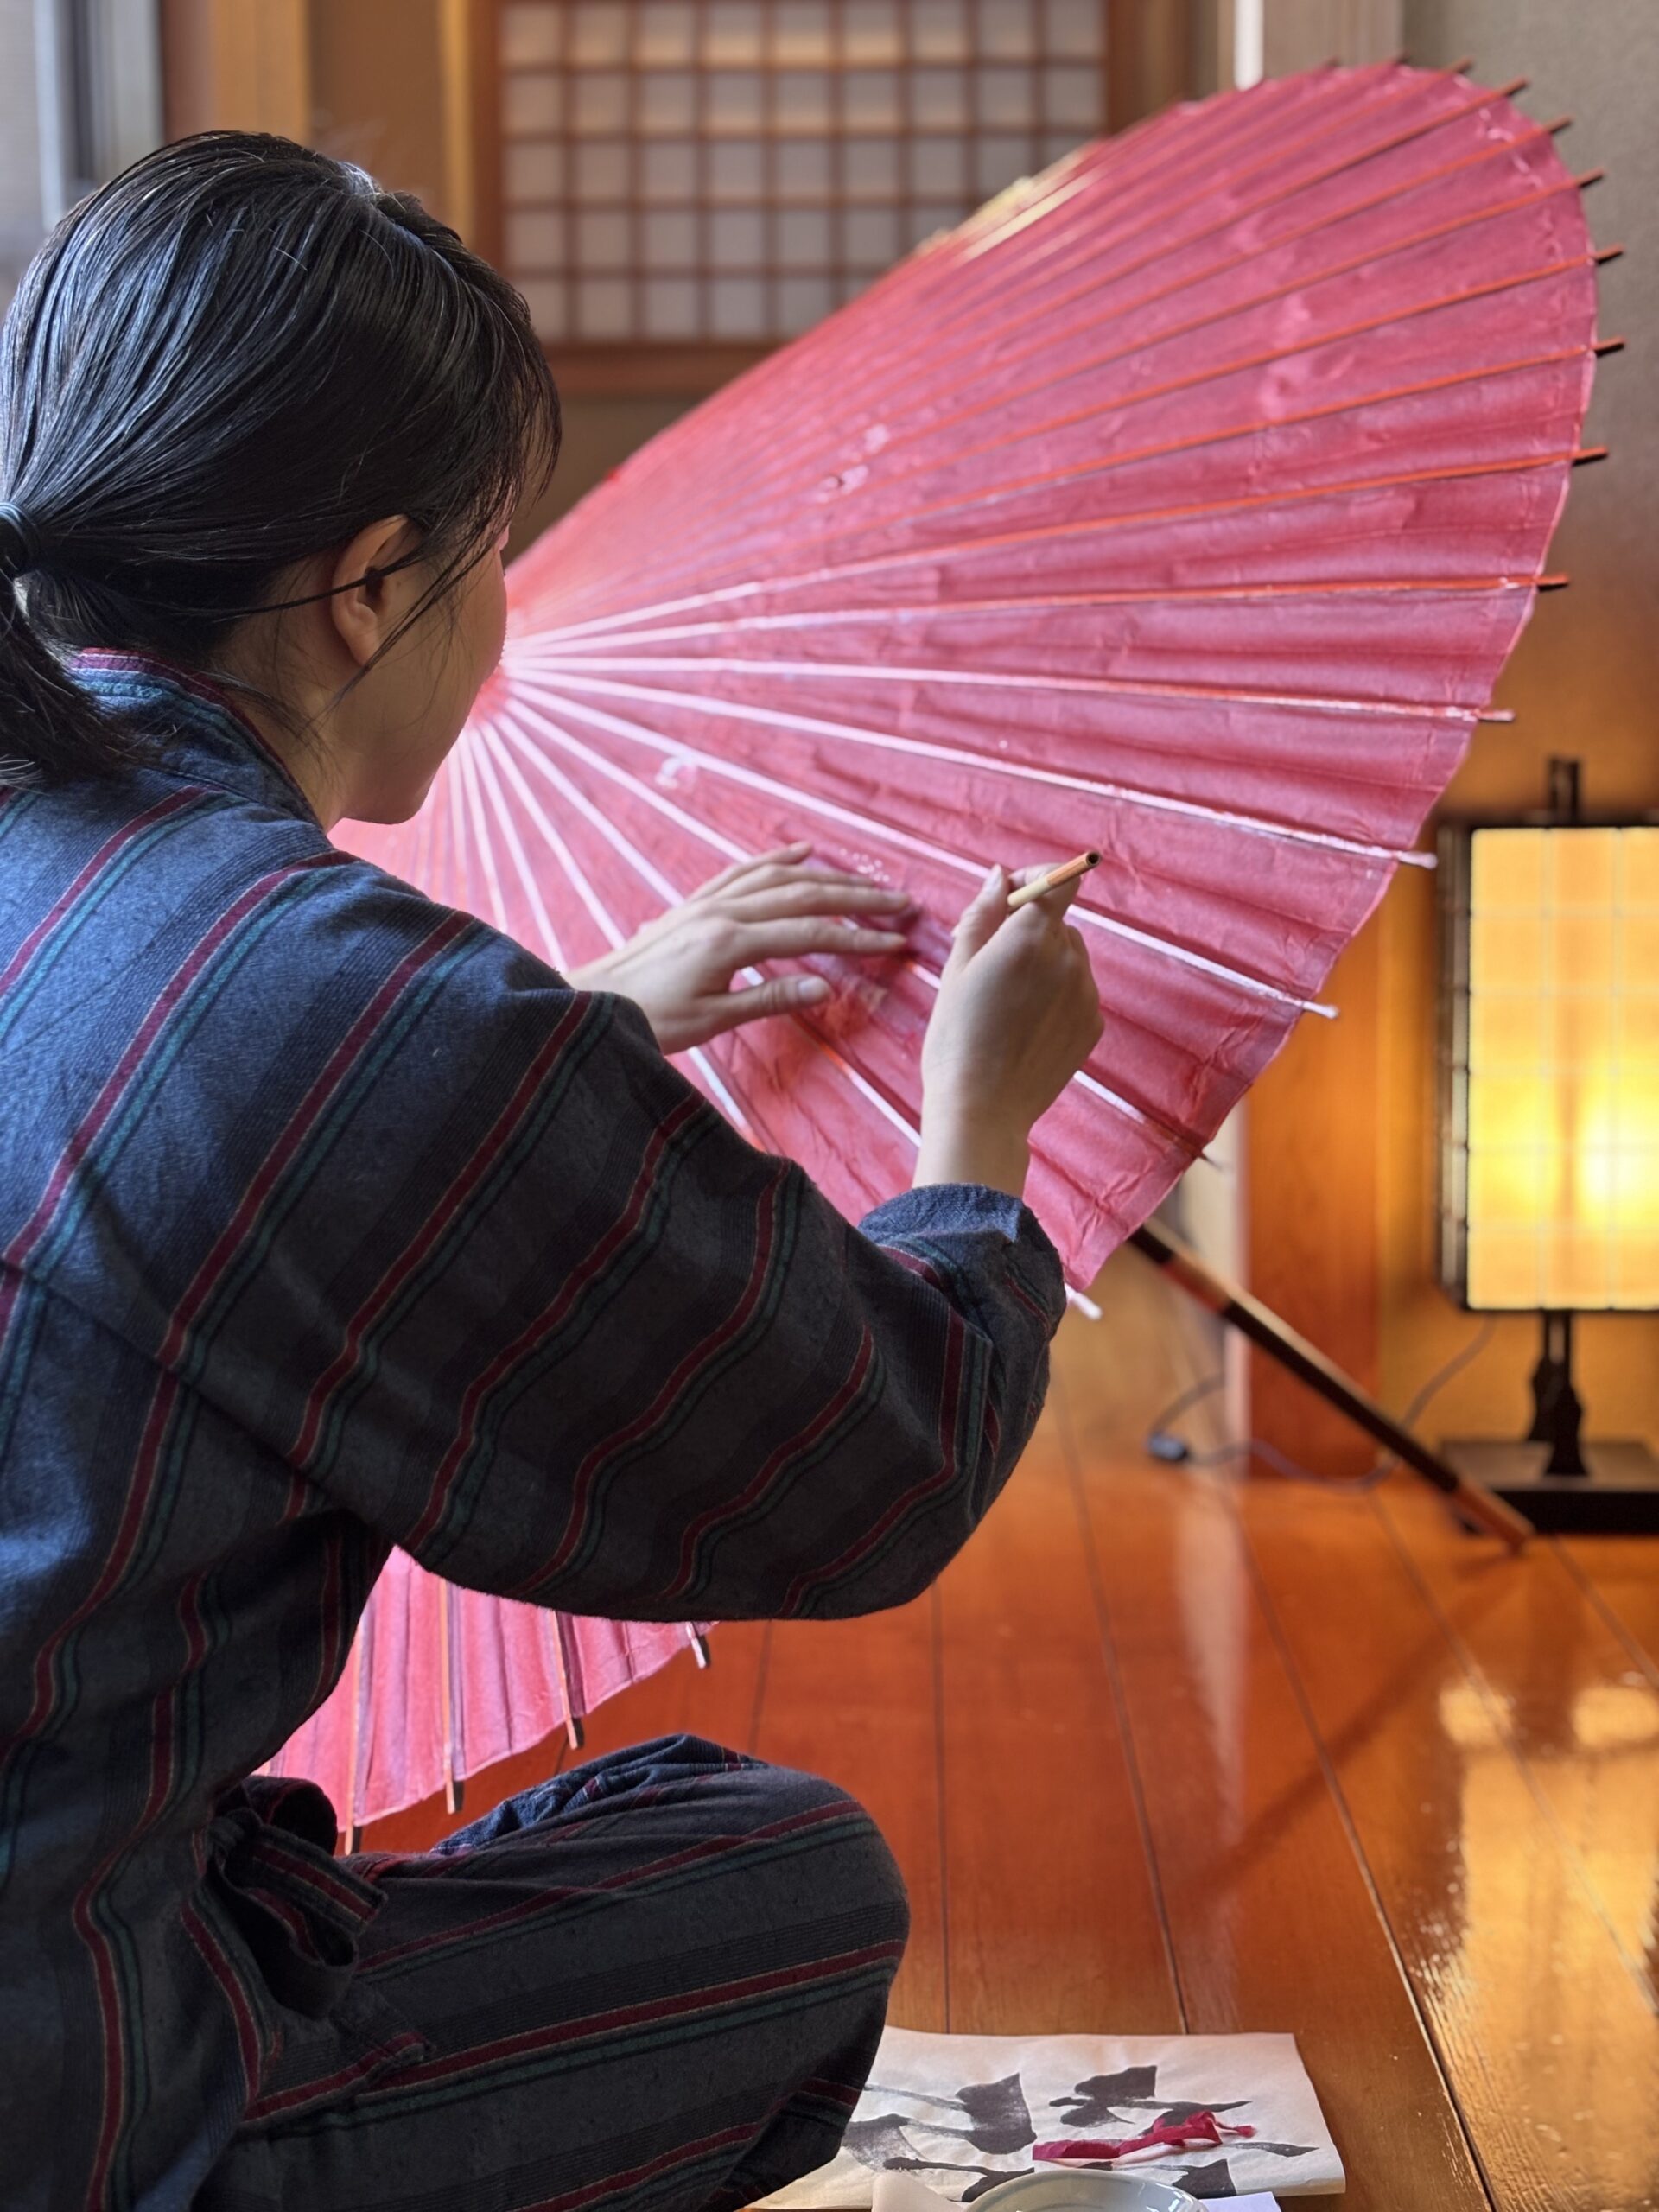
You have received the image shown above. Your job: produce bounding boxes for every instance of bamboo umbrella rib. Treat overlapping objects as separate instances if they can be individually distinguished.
[510,676,1334,1018]
[531,575,1560,659]
[954,64,1486,298]
[528,654,1492,735]
[512,446,1586,648]
[465,726,569,968]
[512,664,1430,860]
[823,321,1594,543]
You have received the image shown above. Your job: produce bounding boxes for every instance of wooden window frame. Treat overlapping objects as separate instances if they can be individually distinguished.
[480,0,1193,397]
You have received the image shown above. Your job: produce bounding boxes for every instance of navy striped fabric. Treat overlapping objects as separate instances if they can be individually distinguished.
[0,658,1063,2210]
[200,1736,912,2212]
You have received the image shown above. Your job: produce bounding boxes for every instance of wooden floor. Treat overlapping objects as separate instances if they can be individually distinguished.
[365,1251,1659,2212]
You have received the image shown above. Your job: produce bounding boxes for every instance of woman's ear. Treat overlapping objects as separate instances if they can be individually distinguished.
[327,516,425,668]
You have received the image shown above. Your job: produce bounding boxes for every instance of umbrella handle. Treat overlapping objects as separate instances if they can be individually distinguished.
[549,1613,586,1751]
[1127,1222,1532,1549]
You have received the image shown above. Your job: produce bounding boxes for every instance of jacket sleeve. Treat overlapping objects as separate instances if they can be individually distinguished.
[152,871,1067,1620]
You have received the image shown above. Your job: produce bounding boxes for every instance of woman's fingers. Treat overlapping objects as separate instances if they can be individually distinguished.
[721,879,911,923]
[734,918,909,962]
[694,849,908,909]
[691,843,813,898]
[944,863,1013,976]
[699,970,831,1037]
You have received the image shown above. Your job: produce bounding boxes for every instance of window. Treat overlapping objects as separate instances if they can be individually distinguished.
[494,0,1108,352]
[1,0,162,307]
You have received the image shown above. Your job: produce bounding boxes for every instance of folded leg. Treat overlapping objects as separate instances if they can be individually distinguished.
[199,1736,906,2212]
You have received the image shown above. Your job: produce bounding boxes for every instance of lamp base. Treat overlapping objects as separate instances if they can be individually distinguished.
[1442,1440,1659,1534]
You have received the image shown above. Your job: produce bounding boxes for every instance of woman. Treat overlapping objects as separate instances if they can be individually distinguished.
[0,137,1101,2212]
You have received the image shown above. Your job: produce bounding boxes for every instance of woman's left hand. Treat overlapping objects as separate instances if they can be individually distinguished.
[568,843,911,1054]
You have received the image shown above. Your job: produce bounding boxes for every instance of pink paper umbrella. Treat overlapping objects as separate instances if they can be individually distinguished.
[264,1547,710,1839]
[308,61,1605,1821]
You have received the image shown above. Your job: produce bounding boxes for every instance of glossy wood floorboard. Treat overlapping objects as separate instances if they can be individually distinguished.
[355,1250,1658,2208]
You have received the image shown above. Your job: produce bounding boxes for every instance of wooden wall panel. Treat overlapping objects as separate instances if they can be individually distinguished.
[161,0,310,142]
[1245,918,1382,1478]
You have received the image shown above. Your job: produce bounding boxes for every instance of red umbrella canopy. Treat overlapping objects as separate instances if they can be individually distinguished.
[343,59,1603,1292]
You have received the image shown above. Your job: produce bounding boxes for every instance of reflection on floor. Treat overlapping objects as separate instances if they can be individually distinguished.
[364,1247,1659,2212]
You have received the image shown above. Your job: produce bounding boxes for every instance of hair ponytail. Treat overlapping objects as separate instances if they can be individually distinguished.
[0,505,134,785]
[0,134,559,787]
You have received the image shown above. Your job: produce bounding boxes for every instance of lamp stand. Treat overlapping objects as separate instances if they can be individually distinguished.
[1528,1312,1586,1476]
[1444,1310,1659,1534]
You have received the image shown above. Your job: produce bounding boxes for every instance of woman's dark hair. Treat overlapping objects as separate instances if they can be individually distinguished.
[0,132,559,785]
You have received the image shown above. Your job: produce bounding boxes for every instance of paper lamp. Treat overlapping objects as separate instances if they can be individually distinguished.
[1439,775,1659,1529]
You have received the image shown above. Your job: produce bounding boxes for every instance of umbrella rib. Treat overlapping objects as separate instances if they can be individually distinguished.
[514,710,1215,1149]
[513,666,1427,858]
[528,654,1482,734]
[466,717,569,968]
[477,724,626,950]
[510,445,1585,645]
[530,575,1555,658]
[511,675,1332,1018]
[453,738,512,937]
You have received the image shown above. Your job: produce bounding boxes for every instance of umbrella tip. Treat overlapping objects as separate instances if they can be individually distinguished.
[1595,335,1627,356]
[1573,445,1611,467]
[1576,168,1606,190]
[1536,574,1571,591]
[1547,114,1573,135]
[1595,243,1626,264]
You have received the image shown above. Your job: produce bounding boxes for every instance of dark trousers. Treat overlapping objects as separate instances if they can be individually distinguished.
[199,1736,908,2212]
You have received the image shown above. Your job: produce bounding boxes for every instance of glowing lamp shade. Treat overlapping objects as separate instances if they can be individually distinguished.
[1440,824,1659,1313]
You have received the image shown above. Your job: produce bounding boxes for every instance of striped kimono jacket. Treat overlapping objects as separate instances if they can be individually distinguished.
[0,656,1065,2210]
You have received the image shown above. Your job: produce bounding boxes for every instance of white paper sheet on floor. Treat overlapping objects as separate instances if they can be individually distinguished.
[760,2028,1342,2202]
[868,2191,1283,2212]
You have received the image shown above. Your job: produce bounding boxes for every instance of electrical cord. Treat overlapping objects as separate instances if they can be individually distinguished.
[1144,1317,1497,1493]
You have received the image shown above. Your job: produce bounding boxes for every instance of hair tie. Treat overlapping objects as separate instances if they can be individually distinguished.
[0,501,41,587]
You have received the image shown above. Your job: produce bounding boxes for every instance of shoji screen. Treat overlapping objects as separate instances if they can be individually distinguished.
[495,0,1109,348]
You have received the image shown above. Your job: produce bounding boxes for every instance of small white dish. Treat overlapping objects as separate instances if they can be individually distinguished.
[972,2173,1201,2212]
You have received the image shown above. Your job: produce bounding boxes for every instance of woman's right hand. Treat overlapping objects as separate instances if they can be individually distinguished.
[914,863,1104,1198]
